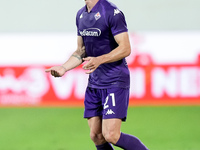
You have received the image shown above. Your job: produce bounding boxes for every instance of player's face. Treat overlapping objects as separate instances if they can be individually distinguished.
[84,0,98,5]
[84,0,91,4]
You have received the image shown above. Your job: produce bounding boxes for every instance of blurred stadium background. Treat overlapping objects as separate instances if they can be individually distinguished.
[0,0,200,149]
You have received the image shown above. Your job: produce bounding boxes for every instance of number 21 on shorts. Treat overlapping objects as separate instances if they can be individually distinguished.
[104,93,116,109]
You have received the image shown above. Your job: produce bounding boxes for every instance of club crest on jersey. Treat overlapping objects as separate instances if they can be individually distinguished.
[94,12,101,20]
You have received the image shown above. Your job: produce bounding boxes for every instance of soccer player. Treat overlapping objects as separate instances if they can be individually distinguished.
[45,0,148,149]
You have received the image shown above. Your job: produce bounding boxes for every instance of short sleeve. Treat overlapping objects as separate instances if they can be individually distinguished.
[108,9,128,36]
[76,12,81,36]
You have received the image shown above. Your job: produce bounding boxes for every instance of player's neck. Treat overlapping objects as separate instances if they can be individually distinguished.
[86,0,99,12]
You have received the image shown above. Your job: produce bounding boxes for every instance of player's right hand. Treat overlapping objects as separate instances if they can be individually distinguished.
[45,66,66,77]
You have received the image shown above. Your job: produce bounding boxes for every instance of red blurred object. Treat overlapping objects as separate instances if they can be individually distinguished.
[0,54,200,107]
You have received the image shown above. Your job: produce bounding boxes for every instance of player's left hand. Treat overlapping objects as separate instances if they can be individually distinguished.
[82,57,101,74]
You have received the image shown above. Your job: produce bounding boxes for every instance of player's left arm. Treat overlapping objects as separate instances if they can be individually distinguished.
[98,32,131,63]
[83,32,131,74]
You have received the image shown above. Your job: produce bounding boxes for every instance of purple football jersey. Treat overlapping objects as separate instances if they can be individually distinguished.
[76,0,130,89]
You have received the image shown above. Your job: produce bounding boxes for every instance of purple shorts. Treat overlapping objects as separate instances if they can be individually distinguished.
[84,87,129,121]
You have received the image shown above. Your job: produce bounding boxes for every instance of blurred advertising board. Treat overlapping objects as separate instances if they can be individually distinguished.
[0,32,200,106]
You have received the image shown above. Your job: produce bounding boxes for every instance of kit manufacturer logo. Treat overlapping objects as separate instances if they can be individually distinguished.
[106,109,115,115]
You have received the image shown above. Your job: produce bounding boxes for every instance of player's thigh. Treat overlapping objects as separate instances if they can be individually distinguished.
[88,116,103,134]
[102,118,122,144]
[88,117,107,145]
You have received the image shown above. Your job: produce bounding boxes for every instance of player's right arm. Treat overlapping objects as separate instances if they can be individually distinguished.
[45,36,85,77]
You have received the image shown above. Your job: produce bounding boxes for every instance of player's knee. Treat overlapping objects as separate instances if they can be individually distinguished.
[90,132,104,143]
[90,132,97,142]
[103,131,119,144]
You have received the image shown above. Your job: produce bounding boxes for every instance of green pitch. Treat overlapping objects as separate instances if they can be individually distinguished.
[0,106,199,150]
